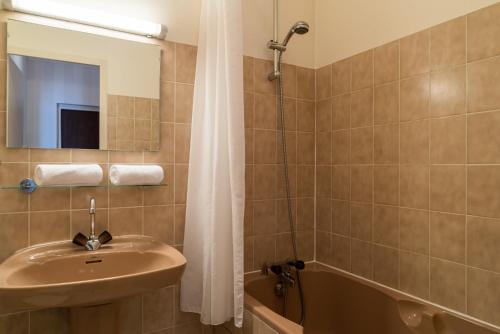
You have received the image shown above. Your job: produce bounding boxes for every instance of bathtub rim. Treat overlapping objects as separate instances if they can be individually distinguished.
[244,261,500,334]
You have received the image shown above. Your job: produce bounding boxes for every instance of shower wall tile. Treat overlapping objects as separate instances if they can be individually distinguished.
[247,56,316,270]
[315,3,500,326]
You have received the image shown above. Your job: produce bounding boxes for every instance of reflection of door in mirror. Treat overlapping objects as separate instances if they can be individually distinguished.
[7,54,100,149]
[58,104,99,149]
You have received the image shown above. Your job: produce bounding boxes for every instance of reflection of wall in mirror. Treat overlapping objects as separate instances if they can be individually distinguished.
[8,55,99,149]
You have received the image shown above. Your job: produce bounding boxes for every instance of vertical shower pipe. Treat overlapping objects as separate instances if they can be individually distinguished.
[272,0,279,78]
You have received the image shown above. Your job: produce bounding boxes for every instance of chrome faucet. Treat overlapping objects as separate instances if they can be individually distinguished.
[86,197,100,250]
[72,197,112,251]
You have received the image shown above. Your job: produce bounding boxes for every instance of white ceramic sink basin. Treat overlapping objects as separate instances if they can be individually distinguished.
[0,236,186,314]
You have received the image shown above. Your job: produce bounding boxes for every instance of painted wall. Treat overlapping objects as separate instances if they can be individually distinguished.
[46,0,316,68]
[315,0,500,67]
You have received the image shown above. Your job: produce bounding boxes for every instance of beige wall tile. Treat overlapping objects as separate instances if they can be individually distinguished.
[350,127,373,164]
[316,198,332,232]
[243,56,254,92]
[297,67,315,100]
[316,99,332,132]
[430,259,466,311]
[333,58,351,95]
[400,30,430,78]
[332,130,349,164]
[316,65,332,100]
[468,110,500,163]
[351,239,372,278]
[331,234,350,270]
[297,100,315,131]
[430,17,466,69]
[144,205,174,244]
[374,124,399,164]
[253,200,276,235]
[468,165,500,218]
[351,50,373,90]
[30,188,70,211]
[430,165,465,214]
[468,56,500,113]
[297,132,314,164]
[400,165,429,209]
[160,81,175,122]
[430,66,466,117]
[254,130,277,164]
[297,198,314,231]
[350,165,373,203]
[350,88,373,128]
[160,41,175,82]
[332,200,350,236]
[374,41,399,85]
[350,202,372,241]
[30,211,70,245]
[400,208,429,254]
[374,82,399,125]
[400,74,430,121]
[297,166,314,197]
[467,2,500,61]
[316,165,332,198]
[0,213,28,262]
[109,207,142,236]
[174,164,189,204]
[400,120,429,164]
[333,166,350,200]
[467,215,500,272]
[175,43,197,84]
[253,165,276,200]
[0,189,28,213]
[400,251,429,299]
[373,244,399,288]
[332,94,350,130]
[175,83,194,123]
[316,131,332,164]
[282,63,297,98]
[430,115,466,164]
[430,212,465,263]
[254,94,276,129]
[316,230,331,263]
[374,166,398,206]
[373,205,399,247]
[468,267,500,326]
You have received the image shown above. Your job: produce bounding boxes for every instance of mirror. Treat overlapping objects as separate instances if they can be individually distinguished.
[6,20,161,151]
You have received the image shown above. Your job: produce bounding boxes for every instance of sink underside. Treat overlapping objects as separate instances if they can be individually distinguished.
[0,236,186,314]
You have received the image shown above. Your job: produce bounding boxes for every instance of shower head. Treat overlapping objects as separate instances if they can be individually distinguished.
[282,21,309,46]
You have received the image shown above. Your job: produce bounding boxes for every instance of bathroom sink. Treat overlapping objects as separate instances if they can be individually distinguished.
[0,236,186,314]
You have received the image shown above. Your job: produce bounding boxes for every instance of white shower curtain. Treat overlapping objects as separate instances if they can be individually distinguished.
[180,0,245,328]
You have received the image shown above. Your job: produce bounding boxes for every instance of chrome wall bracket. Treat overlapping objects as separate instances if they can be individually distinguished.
[19,178,37,193]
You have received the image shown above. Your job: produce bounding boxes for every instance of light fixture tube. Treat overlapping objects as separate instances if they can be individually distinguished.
[3,0,167,39]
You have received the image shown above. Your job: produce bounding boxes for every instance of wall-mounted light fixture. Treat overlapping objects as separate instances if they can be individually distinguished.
[3,0,167,39]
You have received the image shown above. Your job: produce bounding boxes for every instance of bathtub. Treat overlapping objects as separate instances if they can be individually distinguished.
[242,263,500,334]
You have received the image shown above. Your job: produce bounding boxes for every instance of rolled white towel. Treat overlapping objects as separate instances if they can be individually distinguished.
[109,164,164,186]
[34,164,103,186]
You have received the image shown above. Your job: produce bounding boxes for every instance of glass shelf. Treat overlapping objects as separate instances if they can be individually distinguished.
[1,178,167,193]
